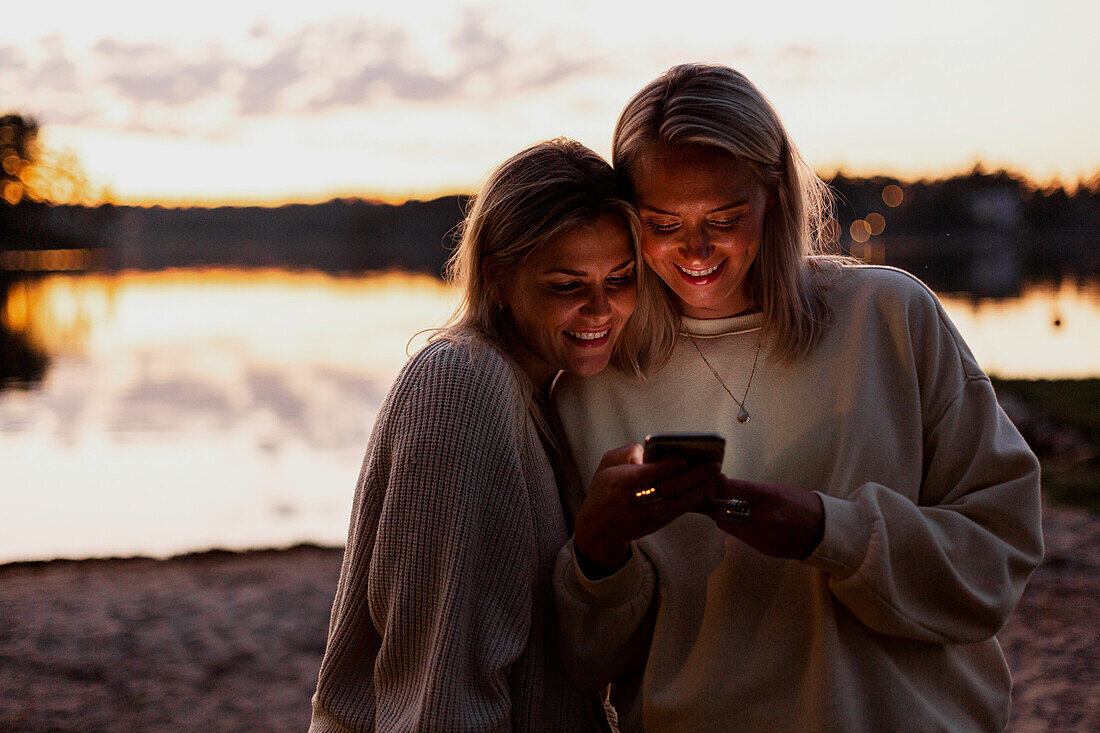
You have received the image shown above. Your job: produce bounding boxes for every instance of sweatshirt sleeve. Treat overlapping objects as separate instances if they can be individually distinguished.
[310,344,536,732]
[804,282,1044,644]
[552,538,657,691]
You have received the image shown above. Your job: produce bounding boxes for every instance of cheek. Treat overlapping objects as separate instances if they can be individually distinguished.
[536,298,578,330]
[641,238,672,269]
[510,294,557,334]
[611,288,637,318]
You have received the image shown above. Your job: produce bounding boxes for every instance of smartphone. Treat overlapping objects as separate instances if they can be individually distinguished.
[643,433,726,514]
[643,432,725,466]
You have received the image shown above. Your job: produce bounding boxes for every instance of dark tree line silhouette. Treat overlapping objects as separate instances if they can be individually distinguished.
[0,115,48,388]
[827,167,1099,285]
[1,110,1097,287]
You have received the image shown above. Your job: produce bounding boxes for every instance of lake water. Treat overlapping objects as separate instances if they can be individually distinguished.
[1,269,1098,563]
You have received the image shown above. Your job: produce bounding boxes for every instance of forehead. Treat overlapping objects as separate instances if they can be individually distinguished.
[526,215,633,272]
[632,145,762,207]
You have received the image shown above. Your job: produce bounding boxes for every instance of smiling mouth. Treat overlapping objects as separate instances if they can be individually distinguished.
[565,328,611,341]
[674,259,726,284]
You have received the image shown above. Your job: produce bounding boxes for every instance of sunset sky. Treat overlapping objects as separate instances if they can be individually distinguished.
[4,0,1099,205]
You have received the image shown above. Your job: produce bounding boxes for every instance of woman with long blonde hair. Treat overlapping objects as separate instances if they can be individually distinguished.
[310,138,716,731]
[552,64,1043,731]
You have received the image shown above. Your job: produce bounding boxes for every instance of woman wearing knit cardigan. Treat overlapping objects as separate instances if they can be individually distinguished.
[551,65,1044,731]
[309,139,717,731]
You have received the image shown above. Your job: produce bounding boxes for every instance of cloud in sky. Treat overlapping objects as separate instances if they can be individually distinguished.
[3,11,598,132]
[3,0,1097,202]
[32,44,80,94]
[97,40,237,107]
[0,45,26,71]
[238,39,306,115]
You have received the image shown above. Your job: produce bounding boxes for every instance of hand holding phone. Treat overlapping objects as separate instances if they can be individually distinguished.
[643,432,725,466]
[643,432,725,513]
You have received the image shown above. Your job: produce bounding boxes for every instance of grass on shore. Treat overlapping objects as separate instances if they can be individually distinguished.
[991,377,1100,511]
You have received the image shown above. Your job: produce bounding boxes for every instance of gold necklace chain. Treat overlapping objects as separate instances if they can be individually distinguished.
[687,335,763,424]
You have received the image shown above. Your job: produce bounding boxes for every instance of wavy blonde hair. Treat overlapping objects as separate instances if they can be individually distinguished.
[613,63,841,364]
[434,138,661,384]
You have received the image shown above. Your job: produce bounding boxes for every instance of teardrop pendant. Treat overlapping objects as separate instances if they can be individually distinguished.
[737,408,750,424]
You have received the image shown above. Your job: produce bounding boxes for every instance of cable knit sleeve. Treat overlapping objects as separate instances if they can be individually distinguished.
[552,539,657,690]
[310,341,537,732]
[803,275,1044,644]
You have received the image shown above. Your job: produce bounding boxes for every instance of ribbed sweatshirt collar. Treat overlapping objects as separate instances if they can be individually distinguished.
[679,310,765,338]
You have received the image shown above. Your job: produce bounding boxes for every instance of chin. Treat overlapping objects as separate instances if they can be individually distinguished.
[567,355,613,377]
[682,289,736,313]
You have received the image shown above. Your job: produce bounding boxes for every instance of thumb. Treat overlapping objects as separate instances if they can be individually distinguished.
[597,442,644,471]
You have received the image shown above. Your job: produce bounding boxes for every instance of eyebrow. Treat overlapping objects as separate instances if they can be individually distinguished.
[544,257,635,277]
[639,199,752,216]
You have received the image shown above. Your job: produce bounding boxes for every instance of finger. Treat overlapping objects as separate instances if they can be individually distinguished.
[632,466,719,524]
[662,473,721,516]
[628,456,688,487]
[705,497,753,526]
[596,443,644,472]
[636,478,720,536]
[651,461,721,501]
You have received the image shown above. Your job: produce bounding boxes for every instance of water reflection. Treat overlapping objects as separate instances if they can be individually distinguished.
[0,270,458,563]
[0,270,1097,563]
[939,280,1100,379]
[0,279,49,389]
[0,322,48,389]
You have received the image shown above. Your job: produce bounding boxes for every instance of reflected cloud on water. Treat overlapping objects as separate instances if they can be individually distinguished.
[0,270,458,563]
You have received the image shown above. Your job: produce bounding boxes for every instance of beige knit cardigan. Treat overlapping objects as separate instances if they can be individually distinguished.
[310,338,605,732]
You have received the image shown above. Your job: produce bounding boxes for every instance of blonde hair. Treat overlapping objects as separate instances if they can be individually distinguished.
[613,63,840,363]
[434,138,661,384]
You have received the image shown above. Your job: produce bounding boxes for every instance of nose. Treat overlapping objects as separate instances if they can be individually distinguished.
[580,286,612,318]
[681,224,714,262]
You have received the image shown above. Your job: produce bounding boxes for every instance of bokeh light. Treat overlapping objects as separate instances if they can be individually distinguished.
[866,212,886,236]
[882,184,904,208]
[2,180,24,205]
[850,219,871,243]
[2,153,21,176]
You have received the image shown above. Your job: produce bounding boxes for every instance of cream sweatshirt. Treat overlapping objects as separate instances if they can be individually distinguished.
[552,266,1043,732]
[311,339,605,732]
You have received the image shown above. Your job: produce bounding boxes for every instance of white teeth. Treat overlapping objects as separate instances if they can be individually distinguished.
[567,329,610,340]
[678,263,720,277]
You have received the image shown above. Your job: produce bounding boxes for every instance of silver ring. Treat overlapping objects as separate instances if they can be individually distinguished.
[722,498,751,523]
[634,486,664,505]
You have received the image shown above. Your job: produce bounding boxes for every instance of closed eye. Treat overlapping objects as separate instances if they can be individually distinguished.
[709,216,742,228]
[645,220,680,233]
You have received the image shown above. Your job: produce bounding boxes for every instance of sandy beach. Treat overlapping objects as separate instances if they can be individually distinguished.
[2,503,1097,732]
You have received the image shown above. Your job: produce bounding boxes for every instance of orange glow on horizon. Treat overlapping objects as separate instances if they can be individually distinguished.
[89,164,1100,209]
[3,268,458,358]
[110,185,472,209]
[0,248,95,272]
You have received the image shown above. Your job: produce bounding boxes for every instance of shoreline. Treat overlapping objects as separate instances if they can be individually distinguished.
[2,505,1097,731]
[0,541,346,571]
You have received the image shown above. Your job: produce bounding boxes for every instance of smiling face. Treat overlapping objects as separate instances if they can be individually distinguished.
[498,214,636,386]
[633,145,770,319]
